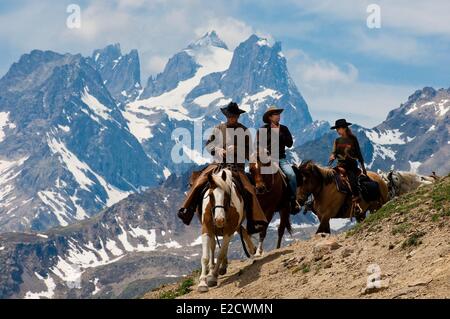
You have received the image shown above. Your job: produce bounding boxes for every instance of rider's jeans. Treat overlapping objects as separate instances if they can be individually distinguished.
[279,158,297,199]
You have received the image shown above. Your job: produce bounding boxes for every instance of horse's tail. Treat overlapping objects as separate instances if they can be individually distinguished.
[286,216,292,235]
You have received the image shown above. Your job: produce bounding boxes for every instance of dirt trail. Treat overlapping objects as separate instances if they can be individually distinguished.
[144,176,450,299]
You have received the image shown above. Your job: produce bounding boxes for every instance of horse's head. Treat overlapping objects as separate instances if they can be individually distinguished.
[207,169,233,229]
[387,170,400,198]
[249,162,268,194]
[293,160,327,205]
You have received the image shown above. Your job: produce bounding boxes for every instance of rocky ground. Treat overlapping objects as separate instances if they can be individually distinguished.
[144,175,450,299]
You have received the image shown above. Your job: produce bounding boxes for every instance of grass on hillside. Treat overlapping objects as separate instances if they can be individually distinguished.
[348,175,450,236]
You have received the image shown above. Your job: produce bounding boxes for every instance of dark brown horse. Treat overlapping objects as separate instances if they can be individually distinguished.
[293,160,389,234]
[250,160,292,256]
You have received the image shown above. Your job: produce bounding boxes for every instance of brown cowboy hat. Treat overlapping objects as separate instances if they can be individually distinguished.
[330,118,352,130]
[220,102,246,117]
[263,106,284,123]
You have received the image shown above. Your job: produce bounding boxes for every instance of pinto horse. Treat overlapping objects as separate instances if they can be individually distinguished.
[250,160,292,256]
[294,160,389,234]
[197,168,256,293]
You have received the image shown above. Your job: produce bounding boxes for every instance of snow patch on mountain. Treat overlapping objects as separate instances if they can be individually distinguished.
[365,128,413,145]
[47,134,130,208]
[193,90,224,107]
[123,45,233,142]
[24,273,56,299]
[0,112,16,142]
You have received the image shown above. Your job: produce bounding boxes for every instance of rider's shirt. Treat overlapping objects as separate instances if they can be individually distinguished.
[332,136,364,165]
[257,124,293,160]
[205,122,252,170]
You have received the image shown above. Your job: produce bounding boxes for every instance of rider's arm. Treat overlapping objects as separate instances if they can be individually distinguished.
[281,126,293,148]
[206,126,223,156]
[330,139,337,160]
[353,138,367,174]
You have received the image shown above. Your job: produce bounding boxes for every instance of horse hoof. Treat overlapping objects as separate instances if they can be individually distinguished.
[255,250,263,257]
[207,276,218,287]
[198,285,209,293]
[219,267,227,276]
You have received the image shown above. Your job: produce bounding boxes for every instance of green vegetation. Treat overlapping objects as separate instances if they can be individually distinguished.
[348,177,449,236]
[391,223,410,235]
[402,231,426,249]
[292,263,310,275]
[159,278,194,299]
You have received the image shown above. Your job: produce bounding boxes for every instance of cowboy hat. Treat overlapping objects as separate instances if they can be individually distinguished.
[220,102,246,117]
[263,106,284,124]
[330,118,352,130]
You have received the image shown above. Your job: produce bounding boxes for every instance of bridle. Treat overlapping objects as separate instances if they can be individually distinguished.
[296,164,324,205]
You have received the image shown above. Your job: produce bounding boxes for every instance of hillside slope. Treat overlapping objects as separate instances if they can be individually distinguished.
[145,176,450,299]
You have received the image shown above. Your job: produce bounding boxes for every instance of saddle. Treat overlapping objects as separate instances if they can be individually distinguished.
[332,167,380,203]
[332,166,355,194]
[190,165,248,216]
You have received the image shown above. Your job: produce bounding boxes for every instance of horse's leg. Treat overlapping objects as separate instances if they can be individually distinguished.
[316,216,331,234]
[277,208,289,249]
[218,236,231,276]
[240,225,257,256]
[208,235,231,287]
[198,233,211,293]
[256,211,272,257]
[208,235,216,273]
[255,225,267,257]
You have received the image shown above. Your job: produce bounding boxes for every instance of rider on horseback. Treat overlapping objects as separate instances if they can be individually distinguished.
[328,119,367,214]
[177,102,268,234]
[257,106,301,214]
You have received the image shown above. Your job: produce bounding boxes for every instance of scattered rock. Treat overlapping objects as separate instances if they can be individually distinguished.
[392,287,419,298]
[341,248,353,258]
[408,278,433,287]
[313,239,341,260]
[282,256,305,269]
[406,250,417,259]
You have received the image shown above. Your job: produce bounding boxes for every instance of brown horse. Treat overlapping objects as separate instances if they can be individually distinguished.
[250,160,292,256]
[197,168,256,293]
[294,160,388,234]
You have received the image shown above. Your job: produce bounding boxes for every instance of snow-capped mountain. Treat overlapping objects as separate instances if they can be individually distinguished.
[0,50,158,232]
[0,32,320,233]
[88,44,142,104]
[122,31,314,176]
[0,180,319,299]
[366,87,449,175]
[0,185,200,299]
[296,87,450,175]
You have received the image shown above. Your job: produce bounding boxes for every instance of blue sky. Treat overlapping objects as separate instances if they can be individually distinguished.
[1,0,450,127]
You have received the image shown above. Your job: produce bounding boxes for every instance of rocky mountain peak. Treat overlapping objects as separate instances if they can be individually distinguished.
[187,31,228,50]
[89,43,141,103]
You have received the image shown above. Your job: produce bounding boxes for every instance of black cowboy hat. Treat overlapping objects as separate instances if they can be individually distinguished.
[263,106,284,124]
[220,102,246,117]
[330,118,352,130]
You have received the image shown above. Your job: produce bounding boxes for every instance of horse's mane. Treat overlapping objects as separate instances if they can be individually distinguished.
[300,160,335,185]
[210,169,233,194]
